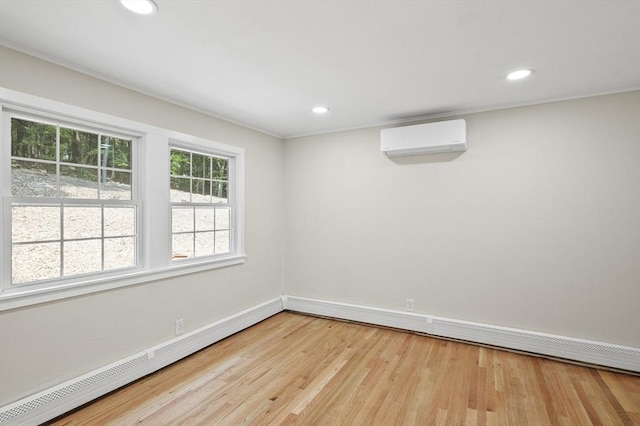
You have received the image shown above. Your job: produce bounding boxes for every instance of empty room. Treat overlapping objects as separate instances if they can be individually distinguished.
[0,1,638,425]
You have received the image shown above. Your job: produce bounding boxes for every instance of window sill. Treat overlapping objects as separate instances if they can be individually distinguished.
[0,254,247,311]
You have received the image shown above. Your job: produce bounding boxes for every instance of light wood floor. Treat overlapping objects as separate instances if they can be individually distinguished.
[51,312,639,425]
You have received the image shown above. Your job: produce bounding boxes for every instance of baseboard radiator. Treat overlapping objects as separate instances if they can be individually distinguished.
[283,295,640,373]
[0,298,283,426]
[2,295,638,425]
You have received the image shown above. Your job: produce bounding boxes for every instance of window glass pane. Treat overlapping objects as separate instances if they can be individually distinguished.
[64,206,102,239]
[172,233,193,260]
[101,170,132,200]
[104,206,136,237]
[196,207,214,231]
[172,206,194,233]
[104,237,135,270]
[60,166,98,199]
[170,147,233,261]
[63,239,102,276]
[12,205,60,242]
[12,242,61,284]
[170,177,191,202]
[212,157,228,180]
[59,127,99,166]
[215,207,230,231]
[212,181,228,203]
[101,136,132,170]
[11,160,58,197]
[192,179,211,203]
[8,112,139,287]
[191,153,211,178]
[170,149,190,176]
[195,232,214,257]
[11,118,56,161]
[215,230,230,254]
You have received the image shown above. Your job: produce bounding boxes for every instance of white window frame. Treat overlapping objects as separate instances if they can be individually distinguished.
[169,144,235,262]
[6,111,141,287]
[0,88,246,311]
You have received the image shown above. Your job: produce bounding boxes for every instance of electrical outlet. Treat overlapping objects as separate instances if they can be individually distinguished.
[406,298,415,312]
[175,319,184,335]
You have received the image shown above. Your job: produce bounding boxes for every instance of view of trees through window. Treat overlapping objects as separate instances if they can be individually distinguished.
[2,93,245,295]
[9,116,137,285]
[11,117,132,198]
[170,147,231,259]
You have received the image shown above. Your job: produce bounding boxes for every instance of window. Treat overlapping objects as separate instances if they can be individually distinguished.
[7,115,138,285]
[170,147,233,260]
[1,88,245,309]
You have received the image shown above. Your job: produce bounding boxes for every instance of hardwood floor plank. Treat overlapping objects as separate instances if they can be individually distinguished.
[49,312,640,425]
[592,369,637,425]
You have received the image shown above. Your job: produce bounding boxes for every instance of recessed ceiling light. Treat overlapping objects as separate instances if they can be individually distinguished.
[506,69,533,80]
[312,106,330,114]
[120,0,158,15]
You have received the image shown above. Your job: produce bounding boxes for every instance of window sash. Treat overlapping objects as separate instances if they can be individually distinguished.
[170,202,234,260]
[7,202,140,288]
[0,88,246,310]
[169,145,235,262]
[3,109,140,290]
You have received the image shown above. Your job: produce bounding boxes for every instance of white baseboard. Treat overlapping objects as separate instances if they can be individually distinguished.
[0,297,283,426]
[281,294,432,334]
[3,295,638,425]
[283,295,640,373]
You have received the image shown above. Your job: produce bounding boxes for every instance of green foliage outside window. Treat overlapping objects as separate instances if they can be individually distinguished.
[11,117,133,189]
[11,118,56,160]
[170,148,229,202]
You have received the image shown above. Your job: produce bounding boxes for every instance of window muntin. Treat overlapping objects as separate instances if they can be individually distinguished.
[1,88,246,309]
[170,147,232,260]
[8,115,138,286]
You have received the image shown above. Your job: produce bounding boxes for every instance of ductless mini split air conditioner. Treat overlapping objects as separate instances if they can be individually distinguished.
[381,119,467,157]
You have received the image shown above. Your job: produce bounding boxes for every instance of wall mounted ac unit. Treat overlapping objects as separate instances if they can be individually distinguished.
[381,119,467,157]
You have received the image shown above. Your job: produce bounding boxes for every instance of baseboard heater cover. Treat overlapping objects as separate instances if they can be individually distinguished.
[3,295,638,424]
[427,316,639,372]
[0,297,283,426]
[281,294,430,334]
[283,296,640,373]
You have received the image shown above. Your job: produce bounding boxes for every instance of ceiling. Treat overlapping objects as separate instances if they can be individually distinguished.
[1,1,639,139]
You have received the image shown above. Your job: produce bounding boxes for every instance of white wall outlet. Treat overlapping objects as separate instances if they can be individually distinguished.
[175,319,184,335]
[406,298,415,312]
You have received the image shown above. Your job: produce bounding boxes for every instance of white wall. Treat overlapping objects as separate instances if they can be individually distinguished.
[284,91,640,348]
[0,46,285,406]
[1,44,639,408]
